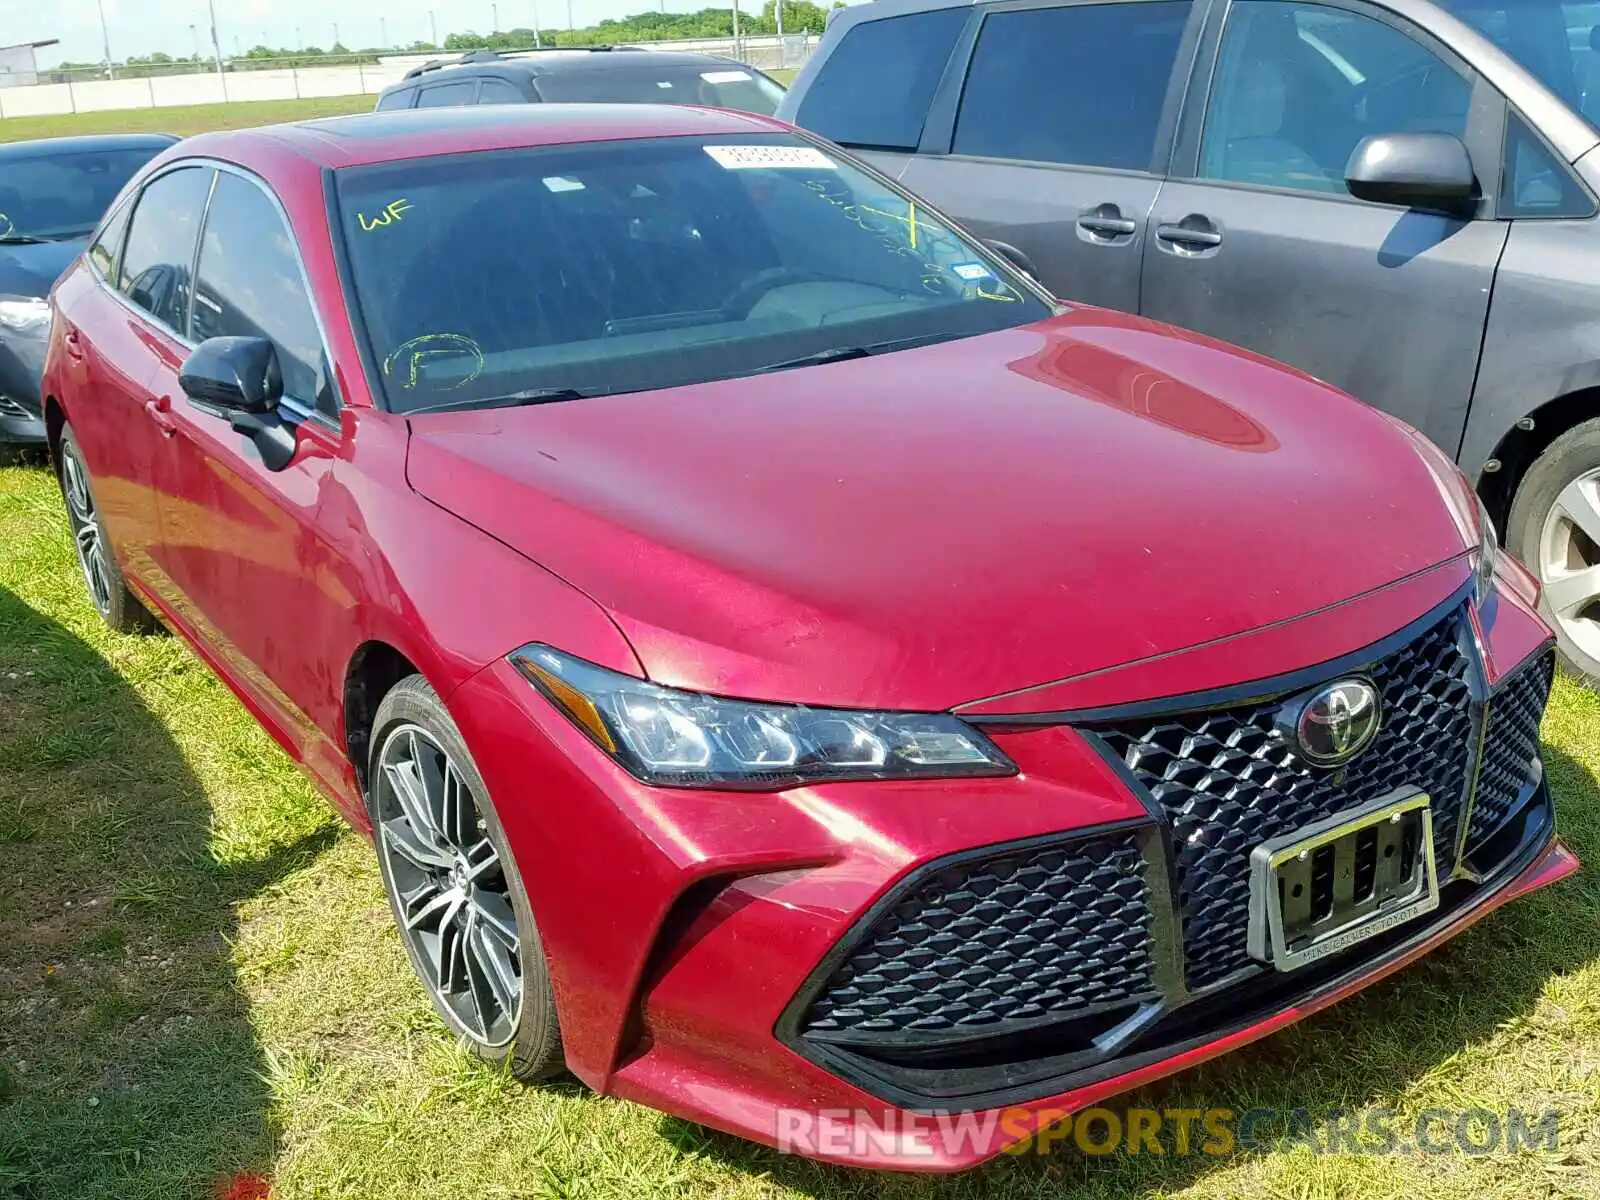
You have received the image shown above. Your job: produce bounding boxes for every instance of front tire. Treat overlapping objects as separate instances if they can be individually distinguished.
[1508,416,1600,687]
[368,674,565,1081]
[57,424,159,634]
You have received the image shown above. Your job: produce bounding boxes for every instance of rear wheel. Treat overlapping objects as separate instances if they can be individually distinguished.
[368,674,565,1080]
[1508,417,1600,687]
[57,425,159,634]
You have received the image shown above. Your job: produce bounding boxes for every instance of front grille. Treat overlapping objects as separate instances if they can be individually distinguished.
[802,831,1158,1040]
[1096,610,1474,990]
[1467,651,1554,854]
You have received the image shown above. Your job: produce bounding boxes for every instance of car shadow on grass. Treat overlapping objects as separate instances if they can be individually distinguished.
[659,738,1600,1198]
[0,583,336,1200]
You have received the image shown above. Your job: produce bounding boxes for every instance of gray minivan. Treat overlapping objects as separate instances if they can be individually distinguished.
[778,0,1600,685]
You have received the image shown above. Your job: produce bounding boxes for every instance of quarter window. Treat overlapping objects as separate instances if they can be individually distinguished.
[118,166,215,333]
[87,199,132,280]
[953,2,1192,170]
[794,8,968,150]
[375,88,416,111]
[416,80,478,107]
[1200,1,1472,197]
[1501,112,1596,218]
[191,172,333,415]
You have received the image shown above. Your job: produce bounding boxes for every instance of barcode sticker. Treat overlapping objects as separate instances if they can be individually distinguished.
[704,145,837,170]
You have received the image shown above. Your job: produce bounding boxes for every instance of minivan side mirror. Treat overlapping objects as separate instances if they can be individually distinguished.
[178,336,283,415]
[1345,133,1479,214]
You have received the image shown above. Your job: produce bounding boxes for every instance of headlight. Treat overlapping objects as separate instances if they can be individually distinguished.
[0,296,50,335]
[1474,495,1498,608]
[511,645,1016,790]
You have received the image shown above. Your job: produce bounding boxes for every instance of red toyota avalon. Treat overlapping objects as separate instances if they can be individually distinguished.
[41,105,1577,1170]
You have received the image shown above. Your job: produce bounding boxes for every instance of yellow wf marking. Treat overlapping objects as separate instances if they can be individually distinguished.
[357,198,414,233]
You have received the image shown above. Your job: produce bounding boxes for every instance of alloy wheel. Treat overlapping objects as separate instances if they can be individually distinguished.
[60,443,113,618]
[1539,467,1600,665]
[374,723,523,1047]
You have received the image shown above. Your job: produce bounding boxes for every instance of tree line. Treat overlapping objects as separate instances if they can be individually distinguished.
[49,3,840,78]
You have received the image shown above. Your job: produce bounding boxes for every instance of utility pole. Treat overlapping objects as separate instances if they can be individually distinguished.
[531,0,543,47]
[209,0,226,75]
[333,22,341,48]
[430,10,440,46]
[381,17,389,48]
[96,0,114,79]
[190,23,201,62]
[731,0,742,56]
[493,3,500,33]
[567,0,575,32]
[775,0,784,39]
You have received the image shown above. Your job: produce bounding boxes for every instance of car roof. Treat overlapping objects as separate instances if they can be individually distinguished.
[391,47,766,86]
[174,103,791,171]
[0,132,179,160]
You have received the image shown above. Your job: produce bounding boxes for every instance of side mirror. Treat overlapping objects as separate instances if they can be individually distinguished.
[985,239,1041,283]
[178,336,283,415]
[1345,133,1479,213]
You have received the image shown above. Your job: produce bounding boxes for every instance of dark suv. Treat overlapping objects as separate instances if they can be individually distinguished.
[779,0,1600,685]
[375,47,786,115]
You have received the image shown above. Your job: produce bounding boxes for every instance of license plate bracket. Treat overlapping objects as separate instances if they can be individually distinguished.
[1247,788,1440,972]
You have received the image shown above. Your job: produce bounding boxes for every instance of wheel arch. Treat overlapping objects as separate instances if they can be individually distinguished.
[1475,386,1600,529]
[342,640,421,797]
[42,394,67,478]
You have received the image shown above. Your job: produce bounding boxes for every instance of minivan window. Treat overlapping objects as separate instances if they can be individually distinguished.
[118,166,215,333]
[375,88,415,111]
[192,172,333,414]
[333,134,1049,413]
[1201,1,1471,196]
[952,2,1192,170]
[795,8,968,150]
[1437,0,1600,127]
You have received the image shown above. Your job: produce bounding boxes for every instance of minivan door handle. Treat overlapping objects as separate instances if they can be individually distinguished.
[1155,217,1224,252]
[1077,204,1138,242]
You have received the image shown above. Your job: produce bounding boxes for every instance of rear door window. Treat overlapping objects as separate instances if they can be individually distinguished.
[416,80,479,107]
[794,7,969,149]
[118,165,215,334]
[478,78,526,104]
[952,2,1193,170]
[376,87,416,111]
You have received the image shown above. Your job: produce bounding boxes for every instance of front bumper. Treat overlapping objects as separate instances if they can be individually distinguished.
[0,326,47,445]
[445,574,1578,1171]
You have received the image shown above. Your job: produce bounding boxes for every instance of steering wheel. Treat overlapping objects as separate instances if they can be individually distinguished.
[722,267,834,320]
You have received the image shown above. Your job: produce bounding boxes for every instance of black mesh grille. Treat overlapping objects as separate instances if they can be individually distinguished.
[1468,652,1554,853]
[1096,611,1474,990]
[802,831,1157,1038]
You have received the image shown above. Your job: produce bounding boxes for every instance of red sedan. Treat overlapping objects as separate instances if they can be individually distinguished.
[40,105,1576,1170]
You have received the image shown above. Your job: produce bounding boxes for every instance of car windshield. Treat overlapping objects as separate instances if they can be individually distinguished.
[1435,0,1600,128]
[333,134,1050,413]
[0,147,163,241]
[532,64,785,114]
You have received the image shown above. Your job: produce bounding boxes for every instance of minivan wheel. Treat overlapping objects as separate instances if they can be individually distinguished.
[57,425,160,634]
[368,674,565,1081]
[1508,416,1600,687]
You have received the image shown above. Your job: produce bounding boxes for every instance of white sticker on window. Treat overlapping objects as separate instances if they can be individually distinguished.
[952,263,994,281]
[701,70,753,84]
[704,145,837,171]
[543,176,585,192]
[655,80,674,88]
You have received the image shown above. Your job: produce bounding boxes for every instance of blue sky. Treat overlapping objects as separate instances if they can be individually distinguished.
[3,0,848,67]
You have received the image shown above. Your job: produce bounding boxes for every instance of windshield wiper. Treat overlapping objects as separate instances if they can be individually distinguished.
[755,334,958,376]
[0,235,53,246]
[406,387,592,415]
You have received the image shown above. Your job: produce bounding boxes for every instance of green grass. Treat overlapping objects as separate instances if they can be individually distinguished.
[0,461,1598,1200]
[0,97,375,143]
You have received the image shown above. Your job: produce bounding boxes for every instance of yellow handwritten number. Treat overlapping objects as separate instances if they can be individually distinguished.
[358,198,414,233]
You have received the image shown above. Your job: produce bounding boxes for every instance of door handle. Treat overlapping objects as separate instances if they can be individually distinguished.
[1155,220,1224,250]
[144,394,177,437]
[1077,204,1138,241]
[63,329,86,361]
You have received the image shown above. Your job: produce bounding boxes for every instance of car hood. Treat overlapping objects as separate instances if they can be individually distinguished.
[405,309,1473,711]
[0,237,86,298]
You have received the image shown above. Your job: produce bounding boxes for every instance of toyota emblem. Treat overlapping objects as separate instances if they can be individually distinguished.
[1280,678,1383,768]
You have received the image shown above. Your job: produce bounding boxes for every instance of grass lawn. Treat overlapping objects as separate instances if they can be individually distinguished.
[0,73,800,145]
[0,97,375,143]
[0,456,1598,1200]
